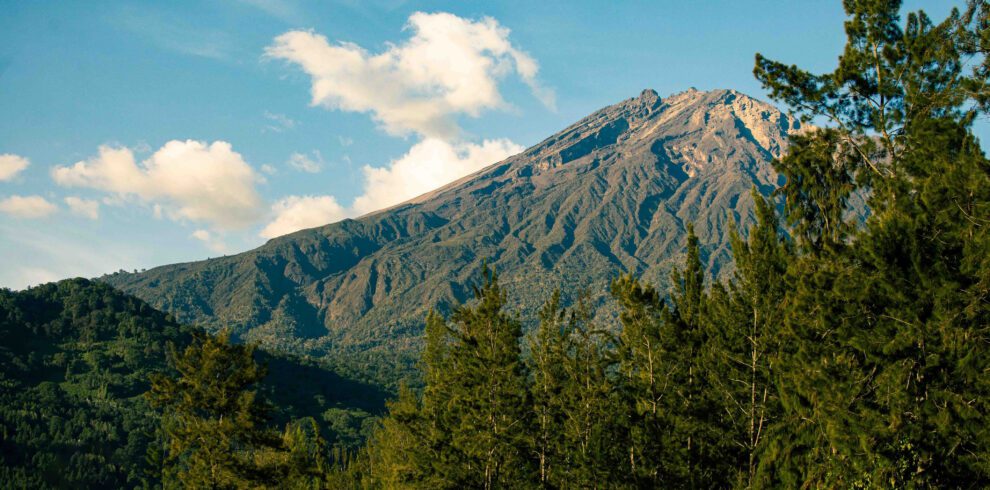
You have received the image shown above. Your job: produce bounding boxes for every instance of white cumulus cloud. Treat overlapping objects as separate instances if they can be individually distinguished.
[52,140,264,230]
[0,195,57,218]
[0,154,30,181]
[260,195,347,239]
[265,11,554,139]
[258,138,521,238]
[64,196,100,220]
[352,138,522,215]
[257,12,545,238]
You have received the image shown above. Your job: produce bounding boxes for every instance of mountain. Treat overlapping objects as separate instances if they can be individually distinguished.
[102,88,805,383]
[0,279,386,488]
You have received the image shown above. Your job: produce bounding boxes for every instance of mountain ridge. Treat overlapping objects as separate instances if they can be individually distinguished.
[103,88,805,382]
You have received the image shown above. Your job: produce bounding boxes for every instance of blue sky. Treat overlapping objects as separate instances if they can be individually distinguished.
[0,0,975,289]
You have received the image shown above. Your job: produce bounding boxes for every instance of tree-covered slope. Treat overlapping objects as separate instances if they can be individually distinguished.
[0,279,386,489]
[103,88,827,381]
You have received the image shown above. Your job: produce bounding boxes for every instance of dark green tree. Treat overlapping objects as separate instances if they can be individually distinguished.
[527,291,626,488]
[661,224,731,487]
[444,266,533,489]
[366,267,533,489]
[527,290,570,486]
[272,417,330,489]
[363,383,430,488]
[755,0,990,486]
[705,189,792,488]
[147,330,280,488]
[364,311,456,488]
[611,272,668,486]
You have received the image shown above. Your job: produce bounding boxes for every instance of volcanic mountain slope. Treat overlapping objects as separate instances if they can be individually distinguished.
[103,88,803,380]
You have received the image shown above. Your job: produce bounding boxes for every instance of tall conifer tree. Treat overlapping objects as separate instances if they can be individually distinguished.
[662,225,729,487]
[705,189,792,487]
[755,1,990,486]
[147,331,280,489]
[611,273,669,486]
[445,266,532,489]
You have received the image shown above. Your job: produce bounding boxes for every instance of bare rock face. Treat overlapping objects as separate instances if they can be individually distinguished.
[103,89,803,378]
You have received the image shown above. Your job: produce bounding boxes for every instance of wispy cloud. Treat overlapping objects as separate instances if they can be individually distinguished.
[0,154,29,181]
[287,151,323,173]
[110,7,237,60]
[263,111,298,133]
[236,0,305,24]
[256,11,544,237]
[352,138,521,215]
[191,229,228,254]
[259,137,521,237]
[0,195,57,218]
[260,195,347,239]
[53,140,264,230]
[64,196,100,220]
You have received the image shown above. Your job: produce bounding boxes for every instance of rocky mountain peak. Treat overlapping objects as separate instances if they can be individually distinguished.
[515,88,799,179]
[104,88,822,380]
[637,88,662,110]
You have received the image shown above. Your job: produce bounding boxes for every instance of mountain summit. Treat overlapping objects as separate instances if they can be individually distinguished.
[104,89,803,379]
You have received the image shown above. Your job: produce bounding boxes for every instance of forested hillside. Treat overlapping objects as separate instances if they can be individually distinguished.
[0,279,386,488]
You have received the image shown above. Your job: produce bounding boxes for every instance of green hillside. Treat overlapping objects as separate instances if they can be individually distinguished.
[0,279,386,488]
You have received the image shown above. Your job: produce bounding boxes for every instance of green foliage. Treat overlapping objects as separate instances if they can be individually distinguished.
[609,272,670,485]
[6,2,990,489]
[362,268,532,489]
[753,0,990,486]
[527,291,626,487]
[706,189,792,488]
[148,330,279,487]
[433,266,533,489]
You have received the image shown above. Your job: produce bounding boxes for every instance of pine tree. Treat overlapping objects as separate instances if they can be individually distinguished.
[611,272,668,486]
[527,291,626,488]
[662,224,729,487]
[147,330,280,489]
[555,295,627,487]
[276,417,330,489]
[368,266,534,488]
[443,265,533,489]
[364,383,433,488]
[527,290,570,486]
[364,311,456,488]
[754,1,990,486]
[705,189,792,488]
[418,310,460,487]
